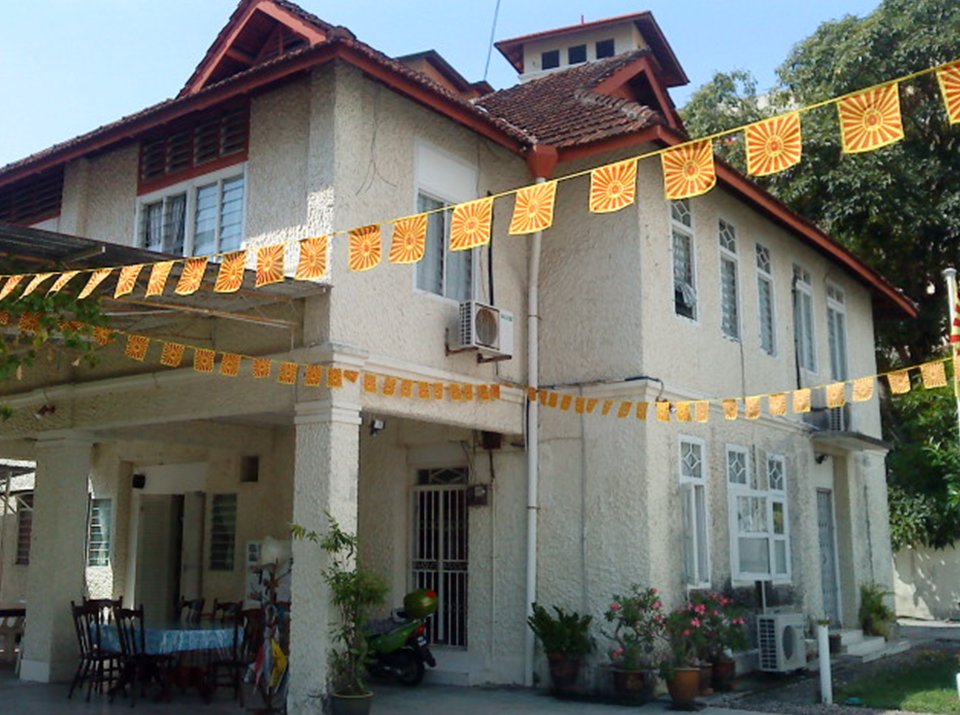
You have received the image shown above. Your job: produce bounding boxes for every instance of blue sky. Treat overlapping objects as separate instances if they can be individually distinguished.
[0,0,881,167]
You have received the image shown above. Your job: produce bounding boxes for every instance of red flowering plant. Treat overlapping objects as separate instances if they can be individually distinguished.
[660,603,710,679]
[689,591,748,662]
[603,585,665,671]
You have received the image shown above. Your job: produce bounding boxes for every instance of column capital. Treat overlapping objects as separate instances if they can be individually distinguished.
[297,341,369,370]
[294,399,362,427]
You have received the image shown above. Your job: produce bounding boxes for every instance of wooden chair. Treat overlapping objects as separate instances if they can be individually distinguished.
[67,600,120,701]
[206,608,262,705]
[111,605,174,707]
[177,597,205,625]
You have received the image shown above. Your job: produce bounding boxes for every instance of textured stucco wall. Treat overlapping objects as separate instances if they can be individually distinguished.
[895,545,960,620]
[0,512,28,603]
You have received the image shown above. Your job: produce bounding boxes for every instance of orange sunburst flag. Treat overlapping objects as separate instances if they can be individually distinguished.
[585,397,597,413]
[936,61,960,124]
[115,264,144,298]
[295,236,329,280]
[921,361,948,389]
[838,83,904,154]
[194,348,216,373]
[418,382,431,400]
[746,396,762,420]
[636,402,649,420]
[723,399,739,420]
[887,370,911,395]
[125,335,150,362]
[17,312,40,334]
[305,365,323,387]
[160,342,186,368]
[327,368,344,389]
[20,273,55,298]
[450,383,463,401]
[434,383,445,400]
[93,327,114,346]
[853,377,875,402]
[792,389,812,414]
[78,268,113,299]
[745,112,802,176]
[0,275,24,300]
[253,358,273,379]
[559,394,572,411]
[363,373,378,393]
[602,400,614,416]
[464,384,475,401]
[349,226,383,272]
[175,258,208,296]
[146,262,174,297]
[278,362,299,385]
[676,402,691,422]
[382,376,398,397]
[215,251,247,293]
[450,197,493,251]
[589,159,638,213]
[48,271,79,295]
[656,401,671,422]
[389,215,428,264]
[509,181,557,235]
[220,353,241,377]
[826,382,847,408]
[694,401,710,423]
[661,140,716,200]
[256,244,286,287]
[769,393,788,417]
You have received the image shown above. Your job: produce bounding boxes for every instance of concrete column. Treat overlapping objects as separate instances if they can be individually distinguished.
[20,435,93,682]
[287,394,362,714]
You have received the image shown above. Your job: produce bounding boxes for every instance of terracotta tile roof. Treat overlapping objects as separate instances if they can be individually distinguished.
[476,50,665,148]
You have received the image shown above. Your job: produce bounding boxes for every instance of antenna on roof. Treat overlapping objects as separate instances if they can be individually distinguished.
[482,0,503,83]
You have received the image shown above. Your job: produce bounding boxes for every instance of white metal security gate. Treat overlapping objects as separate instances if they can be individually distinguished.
[413,468,468,647]
[817,489,841,625]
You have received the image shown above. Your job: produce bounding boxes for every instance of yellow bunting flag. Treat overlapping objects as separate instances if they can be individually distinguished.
[661,140,716,200]
[418,382,431,400]
[887,370,911,395]
[215,251,247,293]
[20,273,54,298]
[17,312,40,333]
[792,389,812,414]
[0,276,23,300]
[125,335,150,362]
[389,216,428,264]
[400,379,414,398]
[78,268,112,299]
[853,377,875,402]
[936,61,960,124]
[656,401,671,422]
[115,264,144,298]
[305,365,323,387]
[826,382,847,408]
[955,355,960,384]
[527,387,538,402]
[160,342,186,368]
[145,261,174,297]
[363,373,378,393]
[348,225,383,272]
[327,367,343,388]
[295,236,329,280]
[602,400,614,416]
[450,383,463,401]
[220,353,241,377]
[617,402,632,419]
[194,348,216,373]
[676,402,692,422]
[450,197,493,251]
[491,384,502,400]
[343,370,359,383]
[256,244,286,287]
[509,181,557,235]
[93,326,114,346]
[433,383,445,400]
[47,271,79,295]
[479,385,492,401]
[723,399,739,420]
[253,358,273,379]
[278,362,299,385]
[544,390,555,408]
[694,401,710,423]
[574,397,585,414]
[589,159,637,213]
[838,83,904,154]
[175,258,208,296]
[559,394,572,411]
[768,393,788,417]
[921,361,948,389]
[382,376,398,397]
[586,398,598,414]
[636,403,649,420]
[745,396,762,420]
[745,112,802,176]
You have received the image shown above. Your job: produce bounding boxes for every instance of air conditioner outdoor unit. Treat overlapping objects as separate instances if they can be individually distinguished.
[451,301,514,360]
[757,612,806,672]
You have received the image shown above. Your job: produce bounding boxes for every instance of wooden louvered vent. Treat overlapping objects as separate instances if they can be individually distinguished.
[0,168,64,225]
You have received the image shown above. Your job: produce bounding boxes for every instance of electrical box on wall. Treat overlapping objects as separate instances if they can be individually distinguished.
[466,483,490,507]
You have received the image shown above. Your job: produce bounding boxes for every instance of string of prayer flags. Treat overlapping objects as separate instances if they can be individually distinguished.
[936,61,960,124]
[656,401,671,422]
[838,83,904,154]
[745,113,802,176]
[78,268,112,299]
[388,216,427,265]
[21,273,54,298]
[124,334,150,361]
[257,244,287,287]
[886,370,911,395]
[635,402,648,420]
[617,401,632,419]
[296,236,330,280]
[745,396,762,420]
[589,159,638,213]
[278,362,299,385]
[450,197,493,251]
[676,401,692,422]
[694,401,710,423]
[723,399,738,420]
[602,400,614,416]
[305,365,323,387]
[215,251,247,293]
[253,358,273,379]
[220,353,241,377]
[793,389,812,414]
[509,181,557,235]
[853,377,875,402]
[661,140,716,200]
[194,348,216,373]
[920,361,948,389]
[348,226,382,272]
[175,258,208,296]
[363,373,378,393]
[115,264,143,298]
[146,261,174,297]
[160,342,186,368]
[48,270,79,295]
[0,276,24,300]
[768,393,788,417]
[826,382,847,409]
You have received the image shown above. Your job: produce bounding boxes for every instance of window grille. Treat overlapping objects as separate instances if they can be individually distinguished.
[0,168,64,225]
[415,193,472,302]
[793,265,816,371]
[15,494,33,565]
[757,244,776,355]
[719,220,739,339]
[210,494,238,571]
[671,200,696,319]
[87,498,112,567]
[679,438,709,586]
[728,447,791,581]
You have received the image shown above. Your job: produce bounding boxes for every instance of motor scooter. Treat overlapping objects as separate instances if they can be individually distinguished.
[366,589,438,686]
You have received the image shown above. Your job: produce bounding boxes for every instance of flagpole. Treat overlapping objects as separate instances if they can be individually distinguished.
[942,267,960,440]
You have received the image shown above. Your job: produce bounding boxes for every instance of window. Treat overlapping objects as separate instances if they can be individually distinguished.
[568,44,587,64]
[138,168,245,256]
[793,265,816,372]
[671,200,697,319]
[210,494,238,571]
[15,494,33,565]
[87,498,112,567]
[827,283,848,381]
[0,168,64,225]
[719,220,740,340]
[596,38,615,59]
[415,193,473,302]
[541,50,560,70]
[728,447,790,581]
[756,244,776,355]
[680,438,709,586]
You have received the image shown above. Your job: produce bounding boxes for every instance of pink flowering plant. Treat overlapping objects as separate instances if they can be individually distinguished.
[603,585,665,671]
[688,591,748,661]
[660,603,710,678]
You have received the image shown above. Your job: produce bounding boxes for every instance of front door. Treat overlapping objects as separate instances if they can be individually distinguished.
[817,489,841,625]
[412,467,468,647]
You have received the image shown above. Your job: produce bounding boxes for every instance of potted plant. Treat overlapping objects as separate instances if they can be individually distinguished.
[603,585,664,702]
[660,604,709,710]
[859,582,895,638]
[527,604,594,694]
[689,591,747,692]
[292,515,388,715]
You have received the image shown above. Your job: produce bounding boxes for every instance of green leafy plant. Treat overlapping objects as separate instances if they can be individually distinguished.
[291,515,388,696]
[688,591,748,661]
[859,582,895,638]
[603,584,664,671]
[527,604,594,657]
[660,603,710,679]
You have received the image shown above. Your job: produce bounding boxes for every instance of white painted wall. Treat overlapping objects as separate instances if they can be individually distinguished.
[894,545,960,620]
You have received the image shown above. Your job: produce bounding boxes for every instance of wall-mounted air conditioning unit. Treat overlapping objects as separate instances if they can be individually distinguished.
[449,301,514,361]
[757,612,806,672]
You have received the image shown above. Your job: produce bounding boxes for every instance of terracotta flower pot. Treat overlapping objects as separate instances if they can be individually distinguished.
[698,662,714,695]
[611,668,656,703]
[666,667,701,710]
[711,658,736,691]
[547,653,581,693]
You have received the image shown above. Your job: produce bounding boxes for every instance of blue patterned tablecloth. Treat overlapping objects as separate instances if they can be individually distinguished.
[99,623,236,655]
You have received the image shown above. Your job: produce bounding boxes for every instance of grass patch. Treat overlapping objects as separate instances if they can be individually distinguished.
[837,650,960,714]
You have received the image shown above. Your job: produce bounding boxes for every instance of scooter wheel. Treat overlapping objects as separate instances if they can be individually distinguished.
[397,648,426,686]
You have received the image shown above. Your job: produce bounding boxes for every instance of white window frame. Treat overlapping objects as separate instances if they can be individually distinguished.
[134,163,247,257]
[719,219,740,341]
[209,493,238,572]
[87,497,113,567]
[793,264,816,373]
[756,243,777,356]
[727,446,791,584]
[413,191,477,304]
[679,436,710,588]
[826,281,849,381]
[671,199,698,322]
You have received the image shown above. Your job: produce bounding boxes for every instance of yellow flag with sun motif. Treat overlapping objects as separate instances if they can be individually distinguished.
[509,181,557,235]
[838,83,904,154]
[936,61,960,124]
[256,244,286,287]
[349,226,383,272]
[450,198,493,251]
[215,251,247,293]
[745,112,802,176]
[389,216,428,265]
[589,159,638,213]
[661,140,716,200]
